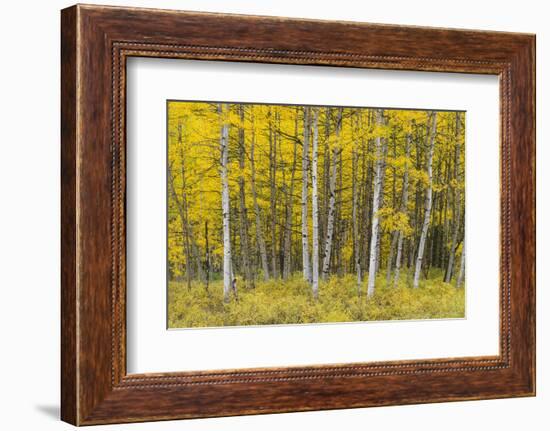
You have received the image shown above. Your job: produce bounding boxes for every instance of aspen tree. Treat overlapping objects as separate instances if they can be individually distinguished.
[413,112,438,289]
[302,107,312,282]
[367,109,388,297]
[311,108,320,298]
[218,103,233,302]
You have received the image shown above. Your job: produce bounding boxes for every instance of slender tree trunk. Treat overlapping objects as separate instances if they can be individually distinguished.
[413,112,438,289]
[335,150,344,276]
[441,158,451,271]
[321,148,338,278]
[367,109,387,297]
[237,106,254,288]
[409,126,423,279]
[424,228,433,279]
[283,110,299,279]
[204,220,210,292]
[250,115,270,281]
[352,113,362,294]
[457,239,466,288]
[180,141,196,287]
[219,104,233,302]
[361,138,373,272]
[374,129,391,276]
[321,108,342,279]
[191,238,204,282]
[276,123,288,276]
[384,133,399,286]
[301,107,312,282]
[167,163,192,290]
[375,140,389,274]
[385,231,399,286]
[320,109,331,252]
[393,232,405,286]
[269,110,279,278]
[311,108,320,299]
[393,133,411,288]
[445,112,462,283]
[172,124,192,287]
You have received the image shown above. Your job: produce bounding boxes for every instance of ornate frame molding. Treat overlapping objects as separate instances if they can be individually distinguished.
[61,5,534,425]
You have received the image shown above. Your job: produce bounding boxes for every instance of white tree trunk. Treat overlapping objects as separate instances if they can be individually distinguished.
[413,112,438,289]
[321,108,342,279]
[301,107,311,282]
[366,109,387,298]
[311,108,320,299]
[322,149,338,279]
[456,240,466,288]
[219,103,233,302]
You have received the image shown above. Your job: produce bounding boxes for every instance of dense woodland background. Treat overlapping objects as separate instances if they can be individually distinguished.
[167,101,465,327]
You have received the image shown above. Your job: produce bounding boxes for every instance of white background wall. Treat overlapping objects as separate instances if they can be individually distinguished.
[0,0,546,429]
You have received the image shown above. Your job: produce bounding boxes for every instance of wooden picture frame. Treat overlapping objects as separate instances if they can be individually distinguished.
[61,4,535,425]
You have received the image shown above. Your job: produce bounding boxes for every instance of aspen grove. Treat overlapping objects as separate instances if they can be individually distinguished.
[167,102,465,328]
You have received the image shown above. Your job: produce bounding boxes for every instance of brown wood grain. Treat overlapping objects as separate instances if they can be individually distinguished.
[60,5,78,425]
[61,4,535,425]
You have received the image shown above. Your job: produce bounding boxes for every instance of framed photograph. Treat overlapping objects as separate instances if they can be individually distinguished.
[61,4,535,425]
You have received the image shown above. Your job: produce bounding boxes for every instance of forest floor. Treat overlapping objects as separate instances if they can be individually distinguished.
[168,270,465,328]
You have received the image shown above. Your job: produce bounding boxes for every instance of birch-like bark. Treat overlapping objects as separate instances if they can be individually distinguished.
[301,107,311,282]
[360,124,373,272]
[367,109,387,298]
[219,104,233,302]
[311,108,320,299]
[393,133,412,288]
[456,240,466,288]
[375,142,389,274]
[445,112,462,283]
[321,149,338,278]
[321,108,342,279]
[320,111,331,250]
[249,118,270,281]
[413,112,438,289]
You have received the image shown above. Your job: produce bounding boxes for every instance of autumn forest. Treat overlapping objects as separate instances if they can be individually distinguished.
[167,101,465,328]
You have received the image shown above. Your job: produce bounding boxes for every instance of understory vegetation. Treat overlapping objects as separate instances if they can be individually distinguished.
[168,271,464,328]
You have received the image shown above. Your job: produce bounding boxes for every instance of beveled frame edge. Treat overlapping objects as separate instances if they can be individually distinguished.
[61,4,535,426]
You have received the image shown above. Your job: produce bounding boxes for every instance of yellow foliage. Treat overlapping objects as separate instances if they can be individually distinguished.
[168,271,465,328]
[166,101,466,326]
[378,208,412,236]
